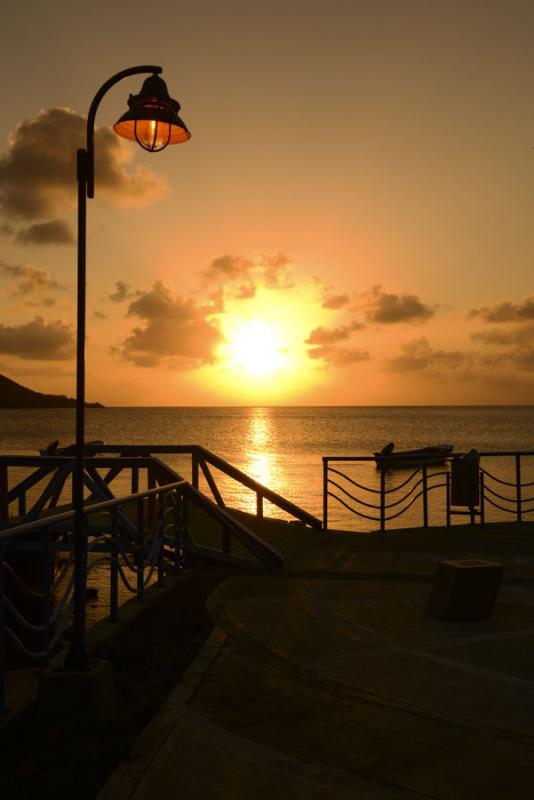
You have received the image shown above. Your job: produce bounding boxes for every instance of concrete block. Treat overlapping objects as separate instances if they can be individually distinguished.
[38,658,115,725]
[427,559,503,621]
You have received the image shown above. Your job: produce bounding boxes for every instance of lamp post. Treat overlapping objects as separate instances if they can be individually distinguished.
[65,66,190,670]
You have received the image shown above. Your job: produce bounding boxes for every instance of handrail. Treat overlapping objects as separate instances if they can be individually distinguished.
[80,443,323,529]
[0,480,186,544]
[323,450,534,531]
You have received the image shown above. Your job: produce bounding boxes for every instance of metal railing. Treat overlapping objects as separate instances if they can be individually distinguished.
[96,444,322,529]
[323,451,534,531]
[0,445,304,714]
[0,479,187,714]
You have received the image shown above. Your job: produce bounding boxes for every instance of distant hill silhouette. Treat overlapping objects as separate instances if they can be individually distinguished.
[0,374,104,408]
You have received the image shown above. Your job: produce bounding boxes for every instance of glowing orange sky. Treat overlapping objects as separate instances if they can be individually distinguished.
[1,1,533,405]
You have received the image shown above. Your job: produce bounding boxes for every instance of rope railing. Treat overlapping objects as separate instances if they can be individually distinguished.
[323,451,534,531]
[1,449,290,714]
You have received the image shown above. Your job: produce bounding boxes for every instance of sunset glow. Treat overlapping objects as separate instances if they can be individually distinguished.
[224,319,286,377]
[1,3,533,405]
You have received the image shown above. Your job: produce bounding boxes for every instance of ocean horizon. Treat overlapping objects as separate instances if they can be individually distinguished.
[2,405,534,531]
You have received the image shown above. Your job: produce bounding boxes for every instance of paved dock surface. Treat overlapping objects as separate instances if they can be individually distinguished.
[99,518,534,800]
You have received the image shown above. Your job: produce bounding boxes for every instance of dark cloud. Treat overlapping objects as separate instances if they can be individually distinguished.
[0,108,165,221]
[0,316,75,360]
[261,253,295,290]
[307,345,369,367]
[384,338,466,373]
[305,322,368,367]
[363,285,436,324]
[468,297,534,323]
[471,326,534,346]
[305,322,365,347]
[14,220,74,245]
[204,255,253,282]
[202,252,294,298]
[0,261,64,295]
[109,280,134,303]
[25,298,57,308]
[93,310,107,320]
[322,293,350,310]
[118,281,222,368]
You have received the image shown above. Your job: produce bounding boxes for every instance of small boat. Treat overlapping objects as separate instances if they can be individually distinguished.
[39,440,104,456]
[374,442,454,469]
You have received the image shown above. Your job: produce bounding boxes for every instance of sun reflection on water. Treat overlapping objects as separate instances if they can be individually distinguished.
[242,409,278,511]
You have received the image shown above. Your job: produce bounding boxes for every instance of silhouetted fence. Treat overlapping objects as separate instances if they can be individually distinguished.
[1,444,321,714]
[323,451,534,531]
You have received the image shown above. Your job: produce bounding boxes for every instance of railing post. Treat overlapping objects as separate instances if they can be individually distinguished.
[0,545,6,714]
[157,493,165,586]
[380,466,386,532]
[147,464,156,530]
[256,492,264,519]
[480,472,485,527]
[422,462,428,528]
[175,488,188,572]
[110,511,119,622]
[323,458,328,532]
[131,465,139,494]
[516,454,522,523]
[0,465,8,523]
[40,527,53,666]
[192,450,199,490]
[446,471,451,527]
[136,497,145,602]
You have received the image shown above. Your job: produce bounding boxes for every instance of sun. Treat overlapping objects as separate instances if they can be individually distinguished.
[225,319,286,377]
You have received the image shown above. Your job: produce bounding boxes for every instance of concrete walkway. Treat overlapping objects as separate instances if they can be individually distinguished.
[99,528,534,800]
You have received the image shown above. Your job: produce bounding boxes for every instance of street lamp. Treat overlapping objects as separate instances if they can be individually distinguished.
[66,66,190,670]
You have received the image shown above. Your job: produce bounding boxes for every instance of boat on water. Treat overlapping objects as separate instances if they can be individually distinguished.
[39,440,104,456]
[374,442,454,469]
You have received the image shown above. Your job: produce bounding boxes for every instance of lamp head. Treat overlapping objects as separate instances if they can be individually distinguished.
[113,73,191,152]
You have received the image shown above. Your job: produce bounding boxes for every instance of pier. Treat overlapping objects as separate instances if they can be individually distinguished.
[2,446,534,798]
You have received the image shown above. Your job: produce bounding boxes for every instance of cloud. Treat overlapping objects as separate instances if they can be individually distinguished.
[322,293,350,310]
[14,220,74,245]
[261,253,295,290]
[468,297,534,323]
[363,285,436,324]
[201,252,295,302]
[305,322,365,346]
[0,108,166,221]
[0,261,64,295]
[93,310,107,320]
[204,255,254,282]
[471,326,534,346]
[305,322,368,367]
[384,337,467,373]
[117,280,222,368]
[25,297,57,308]
[307,345,370,367]
[0,316,75,360]
[109,280,134,303]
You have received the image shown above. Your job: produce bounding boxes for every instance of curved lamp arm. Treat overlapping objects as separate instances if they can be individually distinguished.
[85,65,162,197]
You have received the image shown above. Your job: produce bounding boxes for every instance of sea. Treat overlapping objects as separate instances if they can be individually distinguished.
[2,405,534,531]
